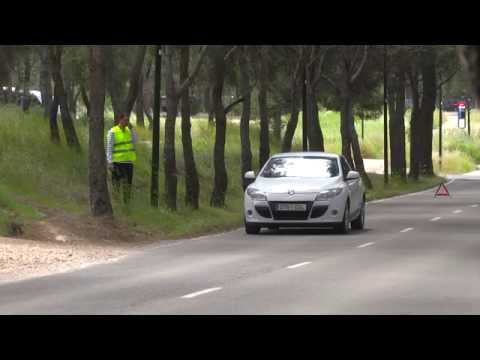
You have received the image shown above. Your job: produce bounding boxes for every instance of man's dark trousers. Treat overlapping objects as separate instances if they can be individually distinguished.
[112,162,134,204]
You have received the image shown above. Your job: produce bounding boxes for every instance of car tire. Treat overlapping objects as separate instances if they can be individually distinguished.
[335,202,351,235]
[351,198,366,230]
[245,222,261,235]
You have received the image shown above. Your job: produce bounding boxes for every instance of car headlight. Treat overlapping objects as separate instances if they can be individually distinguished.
[315,188,344,201]
[247,188,267,201]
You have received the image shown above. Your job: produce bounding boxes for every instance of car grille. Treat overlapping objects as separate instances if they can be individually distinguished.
[310,205,329,219]
[255,205,272,218]
[268,201,313,221]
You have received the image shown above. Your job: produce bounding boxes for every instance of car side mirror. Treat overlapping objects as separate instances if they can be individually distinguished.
[244,171,256,180]
[243,171,256,190]
[346,170,360,181]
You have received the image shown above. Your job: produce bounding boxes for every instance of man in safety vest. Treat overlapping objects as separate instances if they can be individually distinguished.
[106,113,137,204]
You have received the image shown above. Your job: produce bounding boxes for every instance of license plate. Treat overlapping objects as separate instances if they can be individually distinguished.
[276,203,307,212]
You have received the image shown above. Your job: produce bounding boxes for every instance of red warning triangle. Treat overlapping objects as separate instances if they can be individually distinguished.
[435,183,450,197]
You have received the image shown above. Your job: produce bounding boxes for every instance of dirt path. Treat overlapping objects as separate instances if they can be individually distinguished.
[0,212,153,284]
[0,236,132,283]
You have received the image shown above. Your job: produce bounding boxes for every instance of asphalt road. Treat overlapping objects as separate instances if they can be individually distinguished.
[1,173,480,315]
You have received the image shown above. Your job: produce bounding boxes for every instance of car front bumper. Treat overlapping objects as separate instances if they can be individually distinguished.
[244,193,347,226]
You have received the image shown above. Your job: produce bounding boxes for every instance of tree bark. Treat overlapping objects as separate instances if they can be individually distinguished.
[88,45,113,217]
[419,47,436,176]
[340,93,354,167]
[49,95,61,144]
[388,67,407,179]
[164,46,179,211]
[124,45,147,117]
[282,80,300,153]
[272,109,282,143]
[341,89,372,189]
[210,46,228,207]
[73,89,81,120]
[306,87,324,151]
[105,45,146,120]
[351,124,372,189]
[408,67,421,180]
[135,73,145,128]
[180,46,200,209]
[258,51,270,169]
[105,46,123,120]
[163,45,208,210]
[49,46,81,150]
[304,63,325,151]
[239,49,253,189]
[80,83,90,118]
[21,51,31,112]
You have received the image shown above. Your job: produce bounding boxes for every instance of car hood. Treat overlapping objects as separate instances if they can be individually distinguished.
[252,176,342,194]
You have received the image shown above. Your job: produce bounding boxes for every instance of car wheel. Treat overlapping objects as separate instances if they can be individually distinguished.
[335,202,351,234]
[351,198,366,230]
[245,222,261,235]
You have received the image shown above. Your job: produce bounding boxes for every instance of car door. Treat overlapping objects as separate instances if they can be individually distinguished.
[340,156,361,214]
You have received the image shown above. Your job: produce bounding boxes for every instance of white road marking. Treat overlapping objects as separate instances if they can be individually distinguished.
[357,242,375,248]
[287,262,312,270]
[430,217,442,222]
[453,209,463,214]
[400,227,414,233]
[181,287,223,299]
[471,204,479,208]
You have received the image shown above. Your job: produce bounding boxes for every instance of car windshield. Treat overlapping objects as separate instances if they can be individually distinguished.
[260,156,340,178]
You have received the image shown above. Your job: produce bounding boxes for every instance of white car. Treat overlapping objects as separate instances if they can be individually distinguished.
[244,152,366,235]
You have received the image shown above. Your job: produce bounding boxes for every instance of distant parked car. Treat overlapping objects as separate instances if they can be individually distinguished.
[1,87,42,106]
[243,152,366,235]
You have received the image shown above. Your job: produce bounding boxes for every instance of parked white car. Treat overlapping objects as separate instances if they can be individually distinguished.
[244,152,366,234]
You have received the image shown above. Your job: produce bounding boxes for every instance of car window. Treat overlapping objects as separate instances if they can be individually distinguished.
[260,156,340,178]
[340,157,352,178]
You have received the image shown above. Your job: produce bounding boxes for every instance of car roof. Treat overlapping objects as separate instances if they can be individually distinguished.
[271,152,340,159]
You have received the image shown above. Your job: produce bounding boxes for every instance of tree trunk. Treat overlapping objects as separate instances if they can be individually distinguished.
[135,73,145,128]
[306,83,324,151]
[342,89,372,189]
[258,83,270,169]
[49,96,61,144]
[80,83,90,118]
[282,81,300,153]
[210,46,228,207]
[105,45,125,120]
[419,47,436,176]
[73,89,81,120]
[258,55,270,169]
[88,46,113,217]
[388,68,407,180]
[145,108,153,130]
[351,125,372,189]
[180,46,200,209]
[340,94,354,167]
[65,79,75,119]
[21,51,31,112]
[49,45,81,150]
[408,68,421,180]
[164,46,179,211]
[104,45,147,120]
[272,109,282,143]
[239,49,253,189]
[123,45,147,118]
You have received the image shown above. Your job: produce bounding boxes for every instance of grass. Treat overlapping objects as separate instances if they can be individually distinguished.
[0,104,474,238]
[366,174,444,202]
[288,110,385,159]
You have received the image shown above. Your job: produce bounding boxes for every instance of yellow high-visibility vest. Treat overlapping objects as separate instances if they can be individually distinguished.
[112,125,137,163]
